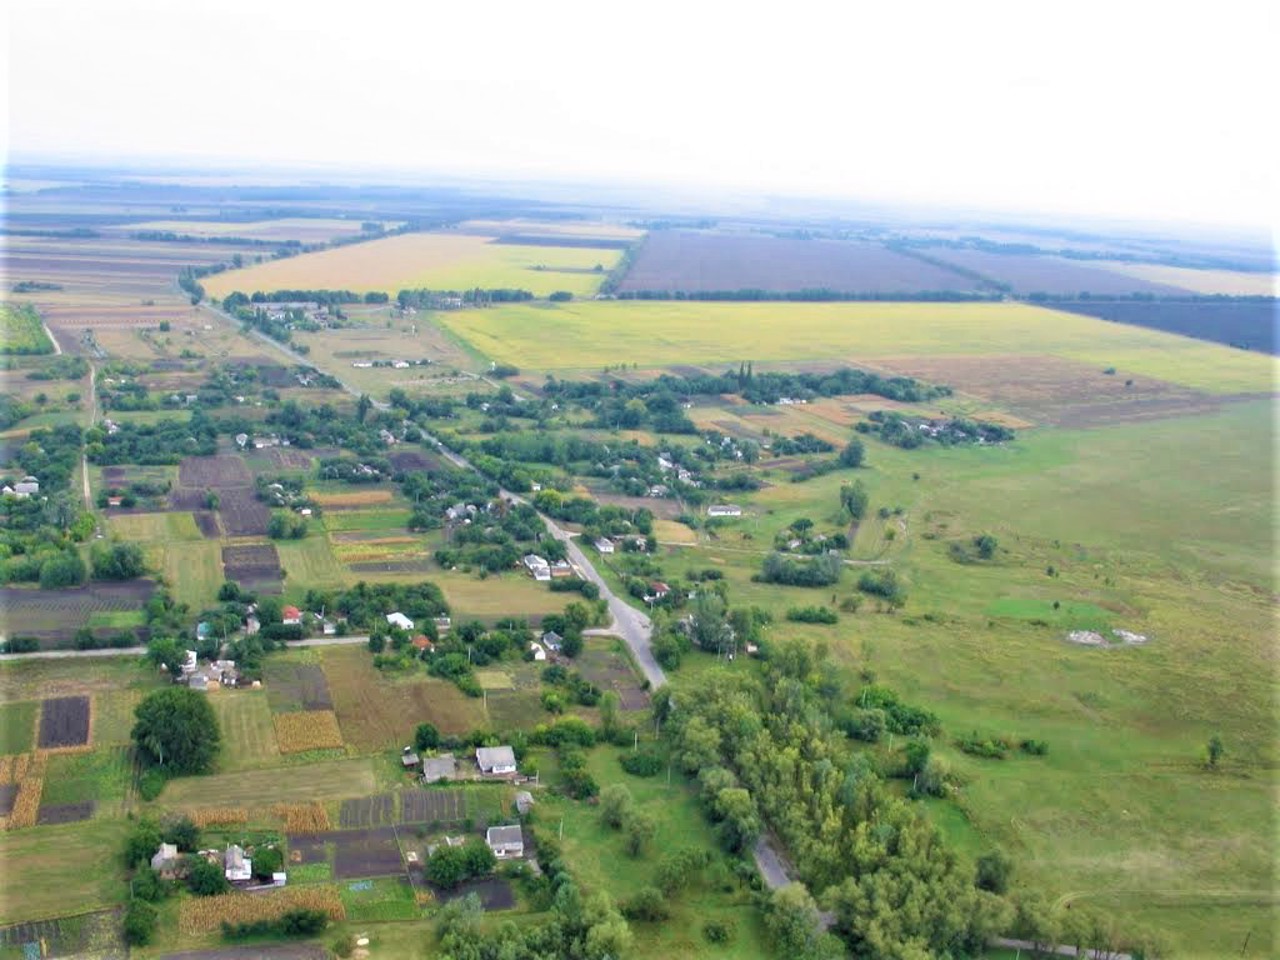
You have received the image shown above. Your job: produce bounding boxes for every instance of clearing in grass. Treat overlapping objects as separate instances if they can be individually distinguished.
[209,691,281,772]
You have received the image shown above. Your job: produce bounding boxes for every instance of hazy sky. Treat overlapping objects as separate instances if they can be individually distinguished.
[4,0,1276,230]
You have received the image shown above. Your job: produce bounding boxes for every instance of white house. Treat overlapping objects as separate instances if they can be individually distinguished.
[181,650,198,675]
[13,477,39,497]
[528,641,547,662]
[593,538,615,554]
[707,504,742,518]
[386,612,415,631]
[224,844,252,882]
[476,745,517,776]
[522,554,551,582]
[486,824,524,859]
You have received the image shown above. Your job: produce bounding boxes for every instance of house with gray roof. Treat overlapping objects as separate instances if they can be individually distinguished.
[486,824,524,859]
[476,745,517,776]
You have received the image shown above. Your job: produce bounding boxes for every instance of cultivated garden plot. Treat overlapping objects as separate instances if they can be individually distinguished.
[0,582,156,648]
[339,793,395,828]
[330,826,404,880]
[399,789,467,825]
[221,543,282,594]
[263,661,333,713]
[37,696,91,749]
[36,801,95,825]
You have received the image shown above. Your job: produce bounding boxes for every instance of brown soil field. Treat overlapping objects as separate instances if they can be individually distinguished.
[312,489,395,508]
[36,697,91,749]
[582,487,683,520]
[321,646,487,750]
[178,455,252,487]
[616,231,978,294]
[872,354,1233,427]
[36,801,94,825]
[264,661,333,713]
[329,826,403,880]
[215,488,271,537]
[194,511,222,537]
[222,543,281,591]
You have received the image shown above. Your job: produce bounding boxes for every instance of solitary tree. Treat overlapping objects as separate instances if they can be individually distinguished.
[132,687,221,775]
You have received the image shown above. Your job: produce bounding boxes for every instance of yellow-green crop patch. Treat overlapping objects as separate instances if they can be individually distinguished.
[437,300,1277,393]
[201,232,623,300]
[106,511,202,542]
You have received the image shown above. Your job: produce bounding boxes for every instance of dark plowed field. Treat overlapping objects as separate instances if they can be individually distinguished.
[194,511,221,537]
[617,231,978,295]
[1051,299,1278,354]
[178,455,251,487]
[38,696,91,748]
[922,248,1194,296]
[400,789,466,824]
[348,559,434,574]
[339,793,395,828]
[0,784,17,816]
[264,662,332,712]
[388,448,443,473]
[37,801,95,825]
[332,826,403,879]
[222,543,281,592]
[215,488,271,537]
[286,833,328,865]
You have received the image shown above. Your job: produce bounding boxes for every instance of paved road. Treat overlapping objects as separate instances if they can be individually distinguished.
[991,938,1132,960]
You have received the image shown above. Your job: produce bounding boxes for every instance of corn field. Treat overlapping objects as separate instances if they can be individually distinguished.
[272,802,331,833]
[186,806,250,827]
[273,710,344,753]
[178,885,345,935]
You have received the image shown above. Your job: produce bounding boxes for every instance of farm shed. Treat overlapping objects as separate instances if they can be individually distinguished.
[541,631,563,652]
[401,749,420,769]
[386,612,414,631]
[515,791,535,816]
[486,824,524,859]
[422,754,457,783]
[529,642,547,662]
[707,504,742,517]
[476,745,517,776]
[593,538,615,554]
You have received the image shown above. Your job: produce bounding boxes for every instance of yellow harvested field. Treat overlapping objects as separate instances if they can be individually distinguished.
[179,885,345,935]
[438,300,1278,394]
[654,520,698,545]
[1092,261,1279,296]
[312,489,394,507]
[273,710,345,753]
[201,232,623,299]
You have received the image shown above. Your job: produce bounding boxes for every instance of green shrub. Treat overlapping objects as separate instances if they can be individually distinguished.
[620,750,664,777]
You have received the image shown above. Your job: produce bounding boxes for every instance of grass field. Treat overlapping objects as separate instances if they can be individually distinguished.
[338,876,419,923]
[276,535,348,591]
[209,691,282,772]
[436,300,1278,393]
[201,232,623,299]
[0,303,54,355]
[158,757,376,808]
[657,398,1276,958]
[93,689,145,745]
[319,645,488,749]
[160,540,224,610]
[40,746,133,811]
[0,818,129,923]
[0,702,37,754]
[106,511,202,542]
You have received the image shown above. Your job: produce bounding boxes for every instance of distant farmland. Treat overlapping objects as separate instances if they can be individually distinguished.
[201,232,623,299]
[614,231,979,295]
[437,299,1279,393]
[1050,298,1279,354]
[919,248,1193,296]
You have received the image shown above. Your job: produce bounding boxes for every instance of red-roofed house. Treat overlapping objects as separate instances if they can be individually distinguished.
[411,635,434,651]
[282,605,302,625]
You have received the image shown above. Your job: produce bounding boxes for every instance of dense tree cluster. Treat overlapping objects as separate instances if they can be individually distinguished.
[87,413,217,465]
[663,658,1011,958]
[857,411,1014,449]
[132,687,221,775]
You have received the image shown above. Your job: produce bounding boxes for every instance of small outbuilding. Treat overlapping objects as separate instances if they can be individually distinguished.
[386,612,415,631]
[422,754,457,784]
[224,844,252,882]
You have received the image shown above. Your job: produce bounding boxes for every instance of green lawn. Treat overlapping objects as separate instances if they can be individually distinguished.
[339,876,419,923]
[276,534,347,592]
[0,701,37,754]
[155,757,377,808]
[40,746,133,812]
[208,691,282,772]
[0,818,130,924]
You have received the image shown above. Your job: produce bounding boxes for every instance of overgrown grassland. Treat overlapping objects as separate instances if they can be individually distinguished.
[0,303,54,355]
[662,402,1275,958]
[0,701,38,754]
[201,232,622,299]
[156,757,376,808]
[438,300,1277,392]
[276,535,347,592]
[160,540,224,610]
[106,511,202,542]
[208,690,282,772]
[0,819,129,923]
